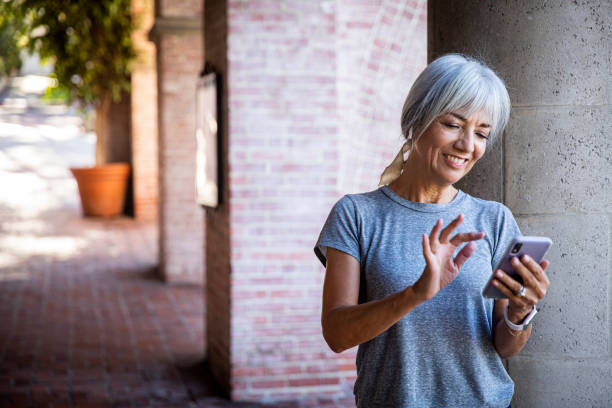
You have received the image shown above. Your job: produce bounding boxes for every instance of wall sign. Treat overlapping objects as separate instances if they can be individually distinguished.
[195,66,220,208]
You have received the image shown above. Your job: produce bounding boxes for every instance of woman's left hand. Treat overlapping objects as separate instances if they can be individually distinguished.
[492,255,551,320]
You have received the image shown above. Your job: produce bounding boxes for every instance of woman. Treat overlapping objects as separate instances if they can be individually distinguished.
[314,54,551,407]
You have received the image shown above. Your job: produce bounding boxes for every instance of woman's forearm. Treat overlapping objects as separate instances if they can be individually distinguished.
[493,309,532,359]
[322,286,424,353]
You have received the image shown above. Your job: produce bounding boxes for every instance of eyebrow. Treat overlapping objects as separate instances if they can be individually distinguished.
[450,112,491,128]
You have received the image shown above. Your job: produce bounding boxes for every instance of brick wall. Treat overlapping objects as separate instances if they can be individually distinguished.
[226,0,346,402]
[337,0,427,194]
[206,0,427,404]
[158,0,203,16]
[157,31,205,285]
[131,0,158,221]
[153,2,205,285]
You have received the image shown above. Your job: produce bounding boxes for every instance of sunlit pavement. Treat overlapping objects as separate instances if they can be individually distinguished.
[0,76,270,408]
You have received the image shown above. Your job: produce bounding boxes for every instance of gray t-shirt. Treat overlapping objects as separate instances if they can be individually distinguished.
[315,185,521,408]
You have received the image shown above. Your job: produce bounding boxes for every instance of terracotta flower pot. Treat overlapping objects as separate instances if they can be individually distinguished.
[70,163,130,217]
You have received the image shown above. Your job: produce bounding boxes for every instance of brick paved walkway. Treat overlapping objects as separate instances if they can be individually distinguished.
[0,77,307,408]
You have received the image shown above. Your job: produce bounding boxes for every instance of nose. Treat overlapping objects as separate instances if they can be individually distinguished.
[454,128,475,153]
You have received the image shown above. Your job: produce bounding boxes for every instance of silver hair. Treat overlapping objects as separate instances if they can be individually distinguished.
[400,53,511,146]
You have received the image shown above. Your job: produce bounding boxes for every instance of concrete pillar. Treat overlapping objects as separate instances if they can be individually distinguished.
[150,2,205,285]
[430,1,611,406]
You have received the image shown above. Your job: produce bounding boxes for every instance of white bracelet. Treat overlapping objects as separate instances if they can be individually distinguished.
[504,303,537,331]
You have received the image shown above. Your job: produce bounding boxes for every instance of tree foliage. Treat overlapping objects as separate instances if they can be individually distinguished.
[0,0,135,107]
[0,11,23,77]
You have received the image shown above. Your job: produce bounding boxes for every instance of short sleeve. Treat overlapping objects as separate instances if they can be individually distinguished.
[491,204,522,269]
[314,195,361,267]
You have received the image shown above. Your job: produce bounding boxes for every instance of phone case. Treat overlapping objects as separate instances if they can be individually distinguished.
[482,236,552,298]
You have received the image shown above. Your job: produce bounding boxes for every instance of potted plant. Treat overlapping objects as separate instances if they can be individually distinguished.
[2,0,135,217]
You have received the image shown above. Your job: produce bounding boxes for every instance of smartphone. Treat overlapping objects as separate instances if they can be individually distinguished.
[482,236,552,298]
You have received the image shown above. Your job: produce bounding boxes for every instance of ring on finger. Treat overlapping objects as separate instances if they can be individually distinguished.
[515,284,527,299]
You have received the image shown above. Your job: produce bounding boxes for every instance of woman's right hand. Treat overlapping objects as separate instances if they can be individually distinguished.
[411,214,484,301]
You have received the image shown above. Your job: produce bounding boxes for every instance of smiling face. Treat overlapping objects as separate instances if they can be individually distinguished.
[410,109,491,187]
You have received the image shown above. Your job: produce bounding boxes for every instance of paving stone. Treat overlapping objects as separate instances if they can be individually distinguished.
[0,77,215,408]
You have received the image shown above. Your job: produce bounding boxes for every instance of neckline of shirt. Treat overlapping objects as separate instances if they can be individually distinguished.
[379,185,467,213]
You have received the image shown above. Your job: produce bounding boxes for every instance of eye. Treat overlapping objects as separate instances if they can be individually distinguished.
[443,123,460,129]
[476,132,489,140]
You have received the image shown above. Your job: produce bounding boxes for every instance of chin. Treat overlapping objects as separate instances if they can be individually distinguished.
[439,170,469,185]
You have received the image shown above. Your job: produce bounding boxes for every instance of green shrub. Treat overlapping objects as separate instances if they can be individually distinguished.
[0,11,23,77]
[0,0,135,107]
[41,75,71,104]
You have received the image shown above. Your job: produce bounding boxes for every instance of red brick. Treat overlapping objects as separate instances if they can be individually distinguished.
[251,379,287,389]
[265,366,302,376]
[232,367,267,377]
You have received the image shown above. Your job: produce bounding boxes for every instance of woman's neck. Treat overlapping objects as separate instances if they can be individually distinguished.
[388,164,458,204]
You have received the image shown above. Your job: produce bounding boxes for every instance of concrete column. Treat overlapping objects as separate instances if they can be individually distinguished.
[430,1,611,406]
